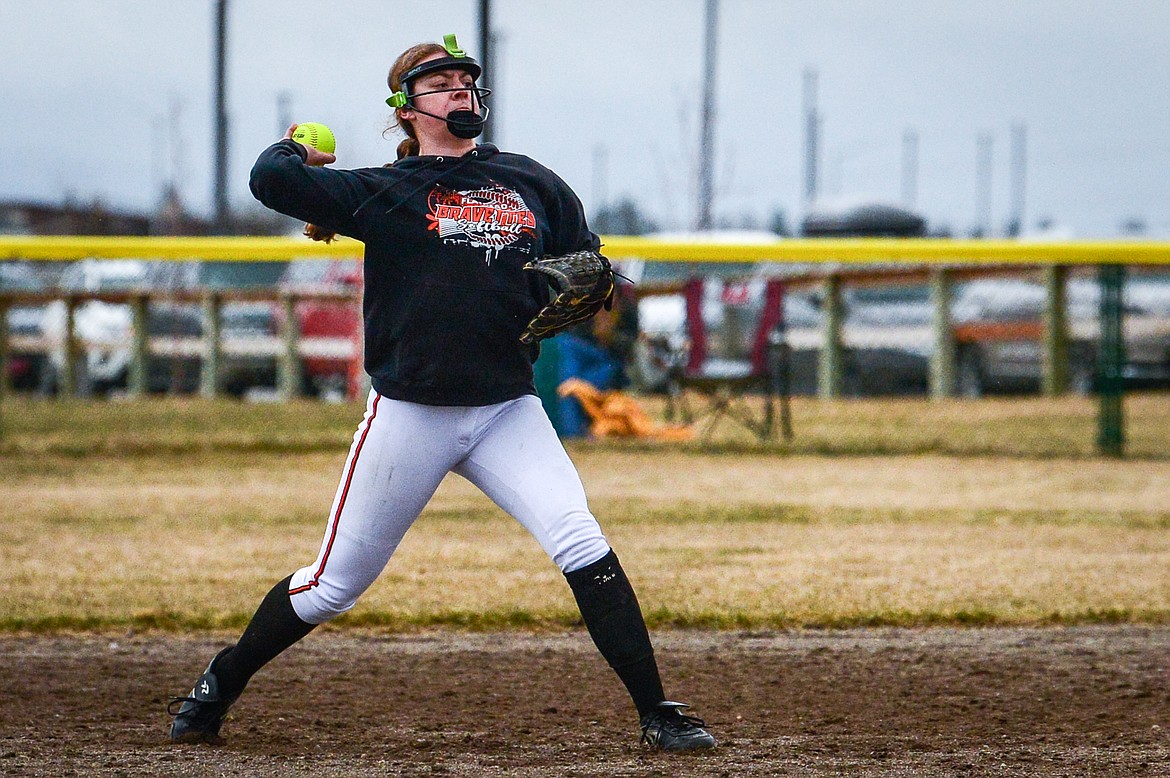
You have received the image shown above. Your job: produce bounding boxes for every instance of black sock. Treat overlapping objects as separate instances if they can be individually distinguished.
[614,655,667,719]
[565,550,666,717]
[211,574,317,698]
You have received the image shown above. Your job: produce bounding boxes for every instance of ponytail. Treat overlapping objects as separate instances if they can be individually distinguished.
[387,42,444,161]
[304,223,336,243]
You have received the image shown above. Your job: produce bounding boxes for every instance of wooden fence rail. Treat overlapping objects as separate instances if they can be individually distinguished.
[0,288,361,400]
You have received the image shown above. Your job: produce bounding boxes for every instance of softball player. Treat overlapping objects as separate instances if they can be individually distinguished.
[167,35,715,753]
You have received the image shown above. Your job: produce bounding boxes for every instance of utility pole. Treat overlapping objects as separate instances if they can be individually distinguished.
[151,116,166,205]
[974,132,993,237]
[213,0,230,232]
[592,143,608,218]
[276,91,293,137]
[901,128,919,209]
[478,0,493,145]
[1006,122,1027,237]
[802,68,820,212]
[695,0,718,230]
[169,96,185,189]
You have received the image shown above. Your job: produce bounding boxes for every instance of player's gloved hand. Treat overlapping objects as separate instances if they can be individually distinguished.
[519,250,618,343]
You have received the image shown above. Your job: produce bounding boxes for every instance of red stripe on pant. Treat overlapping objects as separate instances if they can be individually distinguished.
[290,392,381,595]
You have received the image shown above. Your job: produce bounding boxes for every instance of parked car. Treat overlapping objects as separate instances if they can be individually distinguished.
[1,261,51,390]
[39,259,150,394]
[632,280,932,397]
[954,274,1170,396]
[779,285,933,396]
[634,271,1170,399]
[801,200,927,238]
[276,259,362,398]
[220,301,280,396]
[37,259,291,397]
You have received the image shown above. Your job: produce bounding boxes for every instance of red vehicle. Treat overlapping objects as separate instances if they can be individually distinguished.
[276,259,363,400]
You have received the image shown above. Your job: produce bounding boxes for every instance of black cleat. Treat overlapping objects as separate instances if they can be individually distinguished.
[167,646,240,744]
[639,701,717,751]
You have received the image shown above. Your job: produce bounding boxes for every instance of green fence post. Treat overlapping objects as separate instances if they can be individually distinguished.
[1096,263,1125,456]
[929,268,956,399]
[1042,265,1070,396]
[128,294,149,397]
[818,274,844,399]
[278,293,302,400]
[200,291,222,399]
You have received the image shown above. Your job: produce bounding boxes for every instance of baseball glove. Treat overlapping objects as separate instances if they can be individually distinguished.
[519,250,617,343]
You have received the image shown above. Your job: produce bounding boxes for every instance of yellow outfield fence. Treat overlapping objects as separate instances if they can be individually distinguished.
[2,235,1170,456]
[2,234,1170,264]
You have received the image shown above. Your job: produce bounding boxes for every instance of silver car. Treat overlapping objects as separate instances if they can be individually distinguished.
[954,274,1170,397]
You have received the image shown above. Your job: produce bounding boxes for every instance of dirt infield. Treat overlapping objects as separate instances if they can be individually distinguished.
[2,627,1168,777]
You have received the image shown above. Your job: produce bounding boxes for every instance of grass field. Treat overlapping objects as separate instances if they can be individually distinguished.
[4,391,1170,459]
[2,393,1169,632]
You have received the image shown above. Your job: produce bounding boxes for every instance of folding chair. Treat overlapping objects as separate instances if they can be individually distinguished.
[664,277,788,443]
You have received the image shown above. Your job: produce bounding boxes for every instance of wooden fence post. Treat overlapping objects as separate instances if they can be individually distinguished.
[278,293,302,400]
[929,268,956,399]
[817,274,844,399]
[61,295,79,398]
[0,298,10,400]
[200,291,222,399]
[129,294,149,397]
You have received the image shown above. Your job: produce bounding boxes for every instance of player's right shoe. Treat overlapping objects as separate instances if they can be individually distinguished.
[639,701,717,751]
[167,646,240,744]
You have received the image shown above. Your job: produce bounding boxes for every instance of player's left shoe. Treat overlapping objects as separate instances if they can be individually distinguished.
[639,701,717,751]
[167,646,240,744]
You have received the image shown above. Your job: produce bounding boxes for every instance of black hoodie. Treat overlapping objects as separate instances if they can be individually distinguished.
[250,140,600,406]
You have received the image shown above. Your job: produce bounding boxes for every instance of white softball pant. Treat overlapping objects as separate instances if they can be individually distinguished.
[288,391,611,624]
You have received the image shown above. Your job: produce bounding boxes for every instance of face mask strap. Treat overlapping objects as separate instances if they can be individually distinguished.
[403,85,492,103]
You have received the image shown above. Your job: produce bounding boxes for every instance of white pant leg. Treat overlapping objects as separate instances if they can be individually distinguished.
[290,392,462,624]
[453,395,610,573]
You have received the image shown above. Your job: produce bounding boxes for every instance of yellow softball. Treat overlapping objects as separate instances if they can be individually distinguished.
[290,123,336,155]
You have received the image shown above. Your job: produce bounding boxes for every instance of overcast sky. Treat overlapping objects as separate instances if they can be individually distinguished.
[3,0,1169,237]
